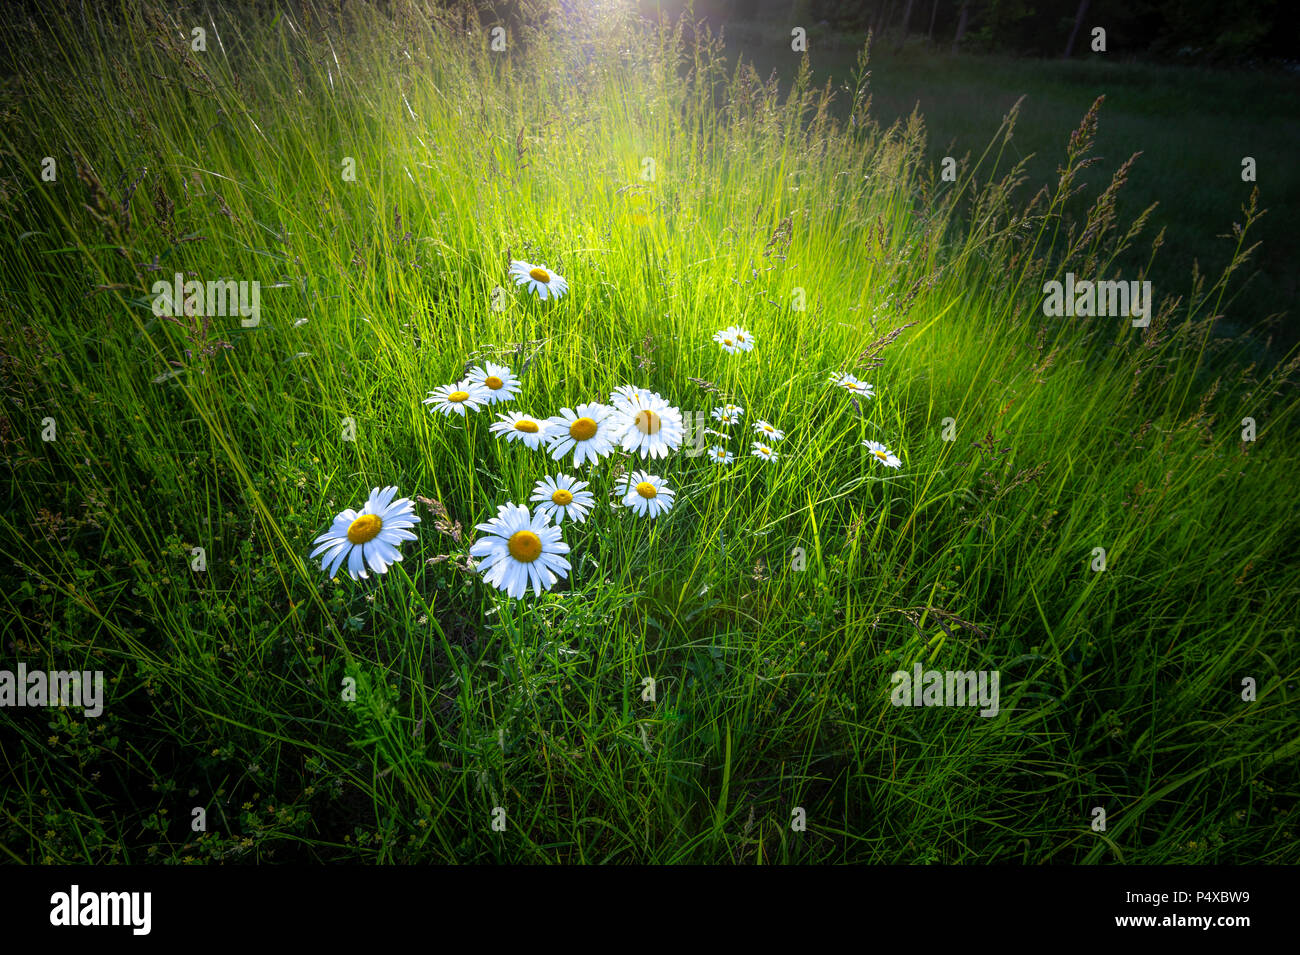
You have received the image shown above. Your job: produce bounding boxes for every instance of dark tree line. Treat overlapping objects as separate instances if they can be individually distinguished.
[656,0,1291,63]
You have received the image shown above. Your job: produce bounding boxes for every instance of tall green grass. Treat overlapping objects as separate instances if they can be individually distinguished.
[1,0,1296,863]
[728,21,1300,354]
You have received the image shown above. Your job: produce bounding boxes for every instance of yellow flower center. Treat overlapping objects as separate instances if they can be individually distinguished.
[737,332,747,341]
[485,375,504,390]
[551,489,574,506]
[347,514,383,545]
[634,409,661,435]
[723,339,734,346]
[761,447,771,455]
[569,417,598,441]
[875,450,888,460]
[529,267,550,282]
[763,425,774,432]
[448,390,469,403]
[507,530,542,562]
[515,420,540,433]
[635,481,658,499]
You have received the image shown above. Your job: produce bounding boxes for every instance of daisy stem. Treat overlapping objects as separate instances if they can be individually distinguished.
[613,459,628,573]
[725,351,739,409]
[733,362,750,442]
[500,593,536,658]
[707,467,724,574]
[467,415,480,510]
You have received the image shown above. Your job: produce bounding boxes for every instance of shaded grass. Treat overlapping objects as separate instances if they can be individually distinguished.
[728,23,1299,350]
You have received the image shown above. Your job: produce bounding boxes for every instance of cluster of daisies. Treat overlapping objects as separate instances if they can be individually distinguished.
[704,324,791,463]
[310,264,900,597]
[316,364,690,594]
[712,325,755,354]
[702,402,785,464]
[426,373,686,464]
[709,335,904,470]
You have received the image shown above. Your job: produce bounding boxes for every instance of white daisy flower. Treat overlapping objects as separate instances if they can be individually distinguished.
[733,327,755,351]
[751,441,778,462]
[711,404,744,426]
[707,446,734,465]
[830,372,875,399]
[310,487,420,580]
[508,260,569,301]
[621,470,675,519]
[609,387,684,459]
[863,439,902,468]
[713,328,742,354]
[545,402,617,467]
[753,419,785,441]
[424,380,491,416]
[489,411,551,449]
[609,384,647,408]
[467,362,520,405]
[469,502,571,598]
[530,474,594,524]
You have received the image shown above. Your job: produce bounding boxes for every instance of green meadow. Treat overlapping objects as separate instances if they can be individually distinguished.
[727,19,1300,353]
[1,1,1296,863]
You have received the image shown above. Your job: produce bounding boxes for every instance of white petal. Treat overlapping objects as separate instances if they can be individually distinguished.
[347,545,365,579]
[326,543,352,579]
